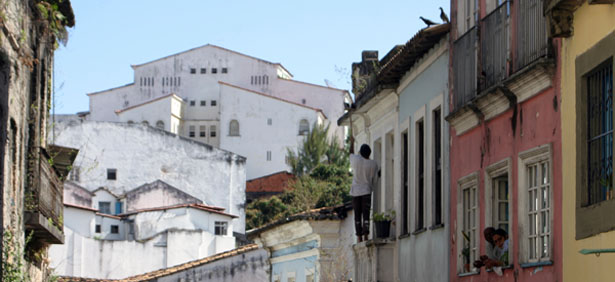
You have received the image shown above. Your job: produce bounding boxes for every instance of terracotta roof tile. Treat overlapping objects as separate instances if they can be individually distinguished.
[246,171,295,193]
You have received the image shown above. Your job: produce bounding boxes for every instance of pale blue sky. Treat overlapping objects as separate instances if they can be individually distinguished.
[53,0,450,114]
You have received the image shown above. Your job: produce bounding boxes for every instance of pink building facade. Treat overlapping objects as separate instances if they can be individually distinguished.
[447,0,562,281]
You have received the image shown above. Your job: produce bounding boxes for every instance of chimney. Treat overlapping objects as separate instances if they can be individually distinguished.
[351,51,379,99]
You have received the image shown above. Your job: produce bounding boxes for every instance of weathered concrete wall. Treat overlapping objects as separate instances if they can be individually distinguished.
[0,0,74,280]
[125,180,202,212]
[50,121,247,233]
[153,248,270,282]
[219,83,323,180]
[397,39,450,282]
[64,181,94,207]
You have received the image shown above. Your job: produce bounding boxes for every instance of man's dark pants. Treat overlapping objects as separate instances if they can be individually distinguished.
[352,194,371,236]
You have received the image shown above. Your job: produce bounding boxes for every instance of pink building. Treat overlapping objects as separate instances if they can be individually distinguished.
[446,0,562,281]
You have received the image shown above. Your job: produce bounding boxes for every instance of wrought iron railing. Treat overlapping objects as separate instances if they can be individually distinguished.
[453,26,478,110]
[480,2,510,92]
[515,0,549,71]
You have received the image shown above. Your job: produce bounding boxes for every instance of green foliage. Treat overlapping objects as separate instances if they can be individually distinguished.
[35,1,68,45]
[372,210,395,222]
[246,124,352,230]
[2,230,31,282]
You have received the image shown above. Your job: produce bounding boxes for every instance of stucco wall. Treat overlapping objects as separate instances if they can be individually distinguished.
[124,180,202,212]
[560,4,615,282]
[50,121,247,232]
[64,181,93,207]
[397,42,450,282]
[154,248,270,282]
[219,83,322,180]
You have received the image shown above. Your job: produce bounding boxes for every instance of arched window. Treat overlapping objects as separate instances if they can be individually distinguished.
[299,119,309,135]
[142,120,149,126]
[229,120,240,136]
[156,120,164,130]
[127,120,134,124]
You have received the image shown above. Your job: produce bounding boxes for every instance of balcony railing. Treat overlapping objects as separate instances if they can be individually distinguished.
[453,26,478,110]
[25,146,76,244]
[515,0,549,71]
[480,2,510,92]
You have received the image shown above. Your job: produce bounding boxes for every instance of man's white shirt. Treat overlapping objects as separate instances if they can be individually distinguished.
[350,154,379,196]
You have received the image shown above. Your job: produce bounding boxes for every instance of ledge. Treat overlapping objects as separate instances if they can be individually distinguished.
[398,233,411,240]
[458,271,480,277]
[25,212,64,244]
[429,223,445,230]
[412,228,427,236]
[520,261,553,268]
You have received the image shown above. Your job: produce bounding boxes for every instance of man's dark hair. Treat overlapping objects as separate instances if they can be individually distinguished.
[484,227,496,243]
[495,228,508,238]
[360,144,371,159]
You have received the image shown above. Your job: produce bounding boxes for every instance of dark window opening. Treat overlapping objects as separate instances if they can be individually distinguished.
[99,202,111,214]
[107,169,117,180]
[402,131,409,234]
[416,120,424,231]
[111,225,119,234]
[190,68,196,74]
[200,68,207,74]
[95,224,101,233]
[212,68,218,74]
[215,221,228,235]
[434,108,443,226]
[200,100,206,106]
[189,126,195,138]
[190,100,195,106]
[211,100,217,106]
[222,68,228,73]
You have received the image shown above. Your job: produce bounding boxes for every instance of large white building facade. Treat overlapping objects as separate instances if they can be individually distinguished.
[83,44,350,180]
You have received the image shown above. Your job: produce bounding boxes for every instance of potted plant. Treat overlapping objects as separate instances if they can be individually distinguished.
[372,210,395,238]
[461,231,471,272]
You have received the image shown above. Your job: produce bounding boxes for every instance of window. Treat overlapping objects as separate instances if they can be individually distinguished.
[457,0,477,36]
[493,176,509,231]
[111,225,119,234]
[210,126,217,137]
[190,68,196,74]
[575,34,615,239]
[267,118,272,125]
[299,119,309,135]
[258,76,261,85]
[200,68,206,74]
[587,61,613,205]
[222,67,228,73]
[115,202,123,215]
[212,68,217,74]
[95,224,101,233]
[433,108,443,226]
[190,100,195,106]
[518,144,551,263]
[200,125,206,137]
[215,221,228,235]
[229,120,240,136]
[141,120,149,126]
[458,173,478,273]
[99,202,111,214]
[70,166,80,182]
[415,119,425,231]
[211,100,217,106]
[189,126,195,137]
[301,98,306,105]
[267,151,272,161]
[402,130,409,234]
[200,100,206,106]
[156,120,164,130]
[263,75,268,84]
[107,169,117,180]
[251,76,254,85]
[127,120,134,124]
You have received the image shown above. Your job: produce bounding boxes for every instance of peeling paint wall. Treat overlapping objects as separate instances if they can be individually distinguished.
[154,248,270,282]
[50,121,246,233]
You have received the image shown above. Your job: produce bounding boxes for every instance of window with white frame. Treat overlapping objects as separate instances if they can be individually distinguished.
[457,0,477,36]
[229,120,240,136]
[215,221,228,235]
[433,107,443,226]
[518,144,552,263]
[493,175,509,232]
[299,119,309,135]
[199,125,206,137]
[415,119,425,231]
[188,125,195,137]
[99,201,111,214]
[458,173,478,273]
[266,151,272,161]
[210,125,217,137]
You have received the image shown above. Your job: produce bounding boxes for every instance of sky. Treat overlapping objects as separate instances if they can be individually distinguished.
[53,0,450,114]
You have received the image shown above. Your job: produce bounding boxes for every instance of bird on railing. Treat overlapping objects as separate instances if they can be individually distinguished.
[440,7,450,23]
[420,16,438,27]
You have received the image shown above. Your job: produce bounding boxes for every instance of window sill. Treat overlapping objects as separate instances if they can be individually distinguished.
[412,228,427,235]
[429,223,445,230]
[520,261,553,268]
[485,265,513,272]
[458,271,480,277]
[398,233,411,240]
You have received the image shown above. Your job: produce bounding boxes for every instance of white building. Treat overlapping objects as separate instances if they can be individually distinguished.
[51,179,238,279]
[82,44,350,180]
[50,120,247,233]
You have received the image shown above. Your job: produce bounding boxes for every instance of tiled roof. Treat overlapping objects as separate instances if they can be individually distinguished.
[58,277,118,282]
[122,244,260,282]
[114,93,183,114]
[119,203,237,218]
[246,171,295,193]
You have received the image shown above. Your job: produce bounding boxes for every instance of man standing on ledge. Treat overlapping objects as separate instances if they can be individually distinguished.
[349,137,379,242]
